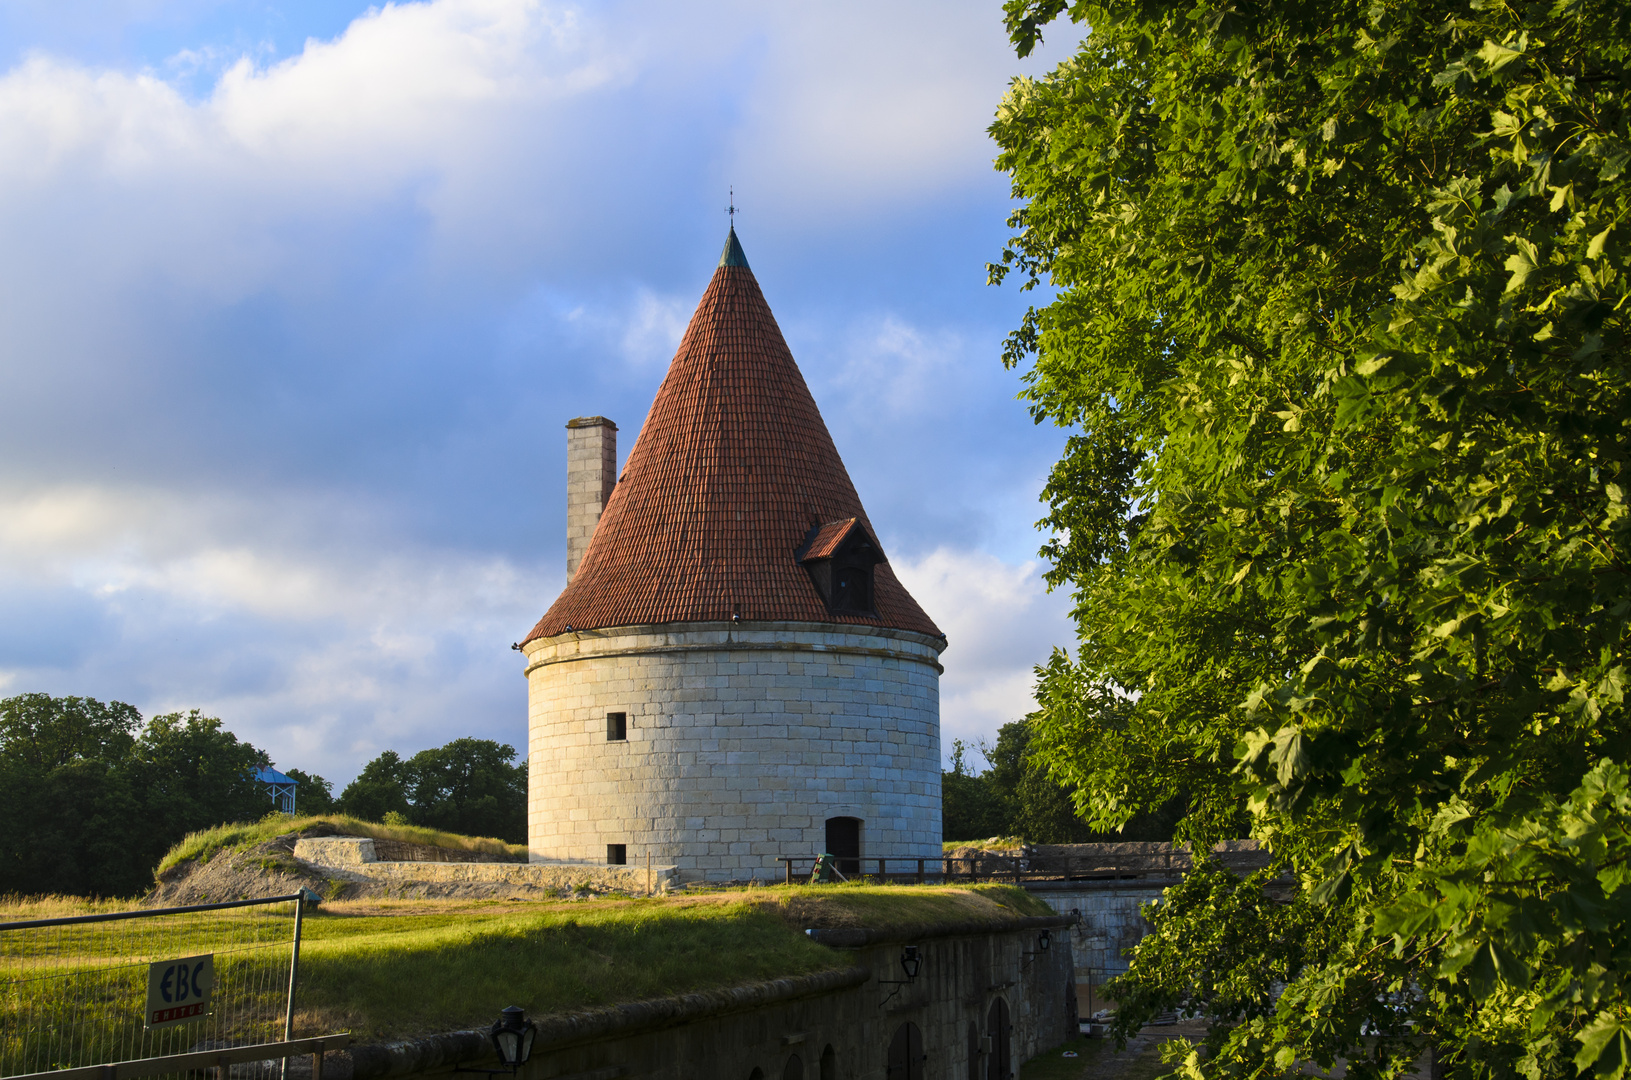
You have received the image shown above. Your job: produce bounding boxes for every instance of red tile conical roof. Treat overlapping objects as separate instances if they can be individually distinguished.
[524,232,942,643]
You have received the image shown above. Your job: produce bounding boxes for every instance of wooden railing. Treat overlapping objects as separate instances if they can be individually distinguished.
[771,855,1160,885]
[775,842,1271,886]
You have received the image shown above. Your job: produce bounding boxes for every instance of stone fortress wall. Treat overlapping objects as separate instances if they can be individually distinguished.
[292,836,679,892]
[523,620,945,882]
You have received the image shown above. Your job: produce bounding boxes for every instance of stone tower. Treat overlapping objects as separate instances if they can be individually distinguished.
[520,228,946,882]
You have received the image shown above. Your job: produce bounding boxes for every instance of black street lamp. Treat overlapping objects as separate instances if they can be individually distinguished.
[877,945,923,1007]
[490,1006,537,1069]
[1023,928,1054,966]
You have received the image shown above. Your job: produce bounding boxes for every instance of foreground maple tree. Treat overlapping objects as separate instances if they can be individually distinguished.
[990,0,1631,1074]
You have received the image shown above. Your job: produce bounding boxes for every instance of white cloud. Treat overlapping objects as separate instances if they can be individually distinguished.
[724,0,1037,215]
[0,0,1083,787]
[891,546,1074,763]
[0,0,630,319]
[620,288,692,369]
[0,482,554,777]
[832,316,963,417]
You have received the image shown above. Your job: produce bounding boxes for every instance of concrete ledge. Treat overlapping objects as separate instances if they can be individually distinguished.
[521,620,947,676]
[358,862,678,891]
[804,913,1075,949]
[348,967,872,1078]
[296,838,377,865]
[293,839,677,892]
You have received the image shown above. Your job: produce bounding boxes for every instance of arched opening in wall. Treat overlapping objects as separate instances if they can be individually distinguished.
[820,1044,836,1080]
[985,999,1012,1080]
[825,816,861,877]
[782,1053,803,1080]
[749,1070,764,1080]
[886,1021,924,1080]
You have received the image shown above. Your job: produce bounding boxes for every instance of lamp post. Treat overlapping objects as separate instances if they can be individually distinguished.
[877,944,922,1008]
[490,1007,537,1070]
[1023,928,1054,966]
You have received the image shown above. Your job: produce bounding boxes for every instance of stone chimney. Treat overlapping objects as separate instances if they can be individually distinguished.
[566,416,617,583]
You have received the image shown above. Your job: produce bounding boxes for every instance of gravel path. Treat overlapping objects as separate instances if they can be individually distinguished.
[1021,1021,1210,1080]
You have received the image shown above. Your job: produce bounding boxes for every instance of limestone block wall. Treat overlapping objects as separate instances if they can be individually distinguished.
[343,915,1077,1080]
[565,417,617,583]
[522,620,944,882]
[1027,882,1166,1012]
[291,838,677,892]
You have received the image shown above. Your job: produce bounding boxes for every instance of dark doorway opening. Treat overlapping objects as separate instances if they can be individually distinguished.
[825,817,861,876]
[886,1021,924,1080]
[985,999,1011,1080]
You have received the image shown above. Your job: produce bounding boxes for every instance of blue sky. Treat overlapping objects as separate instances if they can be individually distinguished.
[0,0,1081,786]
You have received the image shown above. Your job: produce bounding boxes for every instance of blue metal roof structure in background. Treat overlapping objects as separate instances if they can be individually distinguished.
[255,766,299,814]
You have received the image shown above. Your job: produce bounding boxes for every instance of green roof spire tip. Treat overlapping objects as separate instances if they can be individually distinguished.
[719,226,750,269]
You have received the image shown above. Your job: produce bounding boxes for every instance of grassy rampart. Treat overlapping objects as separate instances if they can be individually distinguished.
[1,885,1052,1041]
[154,815,527,878]
[943,837,1024,852]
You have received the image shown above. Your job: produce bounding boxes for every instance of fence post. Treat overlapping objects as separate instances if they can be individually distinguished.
[916,858,924,884]
[280,897,304,1080]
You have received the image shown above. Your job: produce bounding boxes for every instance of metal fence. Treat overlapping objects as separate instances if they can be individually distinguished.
[0,894,322,1079]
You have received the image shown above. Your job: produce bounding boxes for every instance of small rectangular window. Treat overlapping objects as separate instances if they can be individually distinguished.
[607,844,626,865]
[607,712,627,741]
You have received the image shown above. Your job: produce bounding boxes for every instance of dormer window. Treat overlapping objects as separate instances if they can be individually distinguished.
[795,518,885,616]
[833,563,871,611]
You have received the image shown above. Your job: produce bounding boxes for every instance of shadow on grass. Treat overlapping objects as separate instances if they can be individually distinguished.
[1021,1034,1183,1080]
[296,900,846,1038]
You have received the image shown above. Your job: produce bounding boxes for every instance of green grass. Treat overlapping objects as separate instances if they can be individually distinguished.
[765,881,1053,925]
[1,903,301,1072]
[1019,1035,1179,1080]
[294,898,843,1037]
[2,885,1053,1042]
[288,885,1055,1037]
[155,815,528,877]
[943,837,1024,852]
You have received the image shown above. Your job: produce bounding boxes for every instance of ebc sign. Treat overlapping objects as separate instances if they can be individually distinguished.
[145,954,214,1028]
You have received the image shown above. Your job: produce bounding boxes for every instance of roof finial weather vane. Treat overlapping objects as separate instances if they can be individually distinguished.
[727,187,737,228]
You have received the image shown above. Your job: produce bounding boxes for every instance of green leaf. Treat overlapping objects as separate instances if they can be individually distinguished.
[1478,38,1526,72]
[1506,237,1542,293]
[1576,1013,1631,1079]
[1589,225,1614,260]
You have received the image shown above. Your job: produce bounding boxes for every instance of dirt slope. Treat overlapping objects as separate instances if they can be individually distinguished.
[146,827,565,906]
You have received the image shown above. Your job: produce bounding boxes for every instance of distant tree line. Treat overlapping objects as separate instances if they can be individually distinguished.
[0,694,273,897]
[0,693,525,897]
[941,718,1185,844]
[328,741,526,844]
